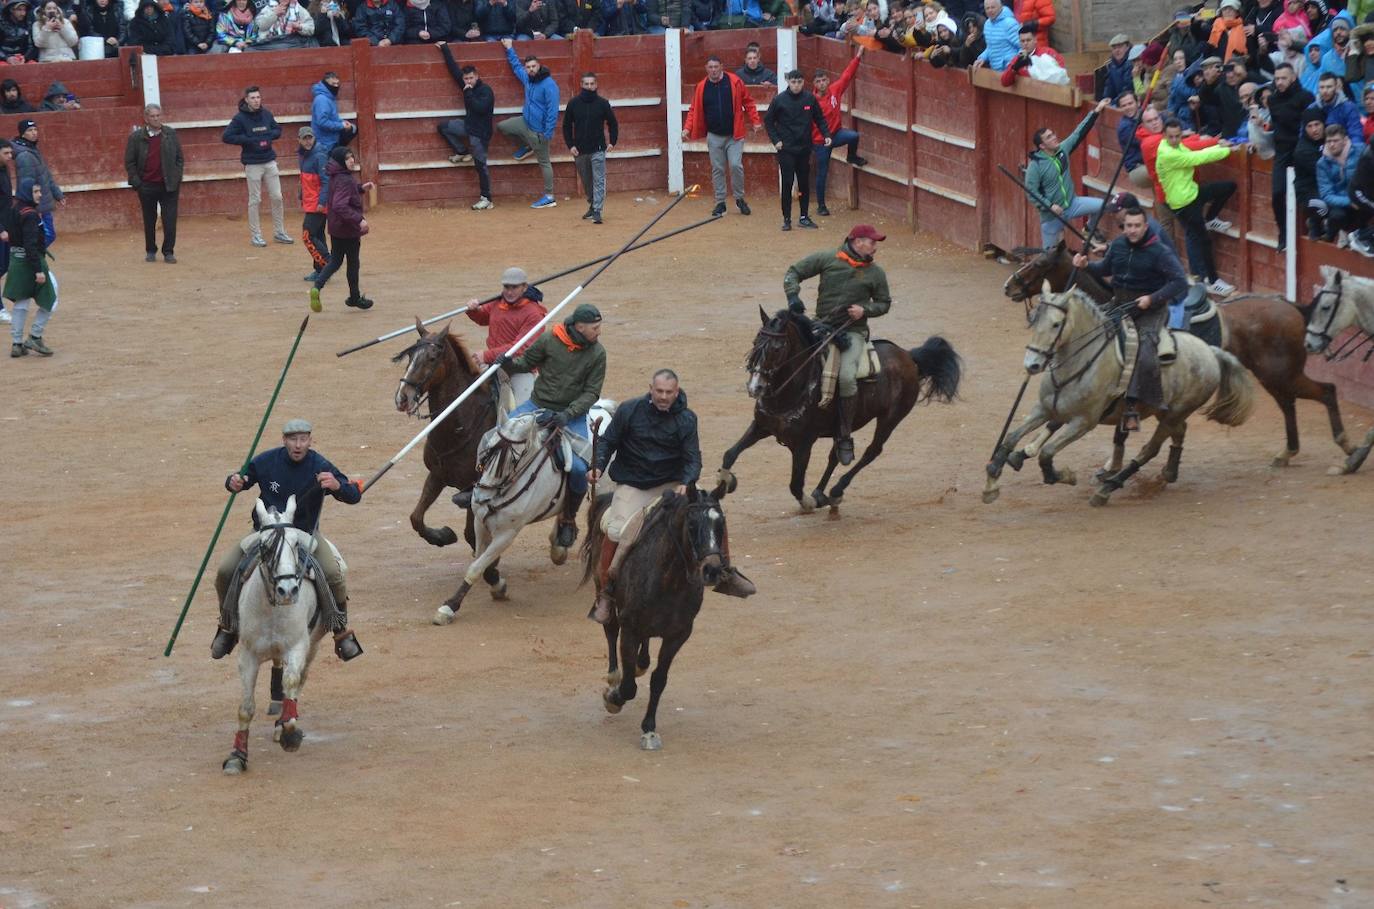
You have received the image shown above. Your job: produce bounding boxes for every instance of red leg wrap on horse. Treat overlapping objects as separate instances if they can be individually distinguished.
[279,698,299,724]
[233,730,249,753]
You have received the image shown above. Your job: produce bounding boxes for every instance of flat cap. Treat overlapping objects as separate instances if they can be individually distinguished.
[1109,33,1130,46]
[500,266,528,285]
[282,418,313,435]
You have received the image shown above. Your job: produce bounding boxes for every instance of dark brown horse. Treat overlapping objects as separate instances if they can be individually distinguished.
[1004,241,1355,467]
[719,308,962,512]
[392,320,505,588]
[580,479,737,751]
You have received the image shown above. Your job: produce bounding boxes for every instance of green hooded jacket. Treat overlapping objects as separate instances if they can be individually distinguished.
[1023,108,1101,220]
[507,324,607,419]
[783,243,892,335]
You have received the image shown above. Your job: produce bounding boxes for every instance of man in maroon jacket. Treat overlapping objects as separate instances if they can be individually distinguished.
[123,104,184,264]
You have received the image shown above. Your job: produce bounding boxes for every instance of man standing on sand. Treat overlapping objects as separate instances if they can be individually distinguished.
[563,71,618,225]
[681,55,762,217]
[124,103,183,264]
[221,86,293,248]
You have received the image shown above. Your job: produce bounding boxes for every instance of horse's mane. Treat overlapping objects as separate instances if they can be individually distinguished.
[770,308,822,347]
[444,333,479,378]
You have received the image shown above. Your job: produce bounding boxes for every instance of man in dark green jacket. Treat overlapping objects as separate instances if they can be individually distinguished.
[501,302,607,546]
[124,103,184,264]
[1025,97,1109,248]
[783,223,891,465]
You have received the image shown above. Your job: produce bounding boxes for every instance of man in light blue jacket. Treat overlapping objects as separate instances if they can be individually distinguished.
[972,0,1021,73]
[498,37,560,209]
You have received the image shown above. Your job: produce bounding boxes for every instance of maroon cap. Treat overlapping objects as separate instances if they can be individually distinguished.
[847,224,886,242]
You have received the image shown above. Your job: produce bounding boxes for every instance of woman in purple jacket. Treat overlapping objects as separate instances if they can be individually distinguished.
[309,146,374,312]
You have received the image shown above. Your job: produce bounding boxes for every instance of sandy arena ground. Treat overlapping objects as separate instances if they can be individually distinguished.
[2,193,1372,909]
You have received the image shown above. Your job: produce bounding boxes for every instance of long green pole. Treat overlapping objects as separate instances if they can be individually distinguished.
[163,314,311,657]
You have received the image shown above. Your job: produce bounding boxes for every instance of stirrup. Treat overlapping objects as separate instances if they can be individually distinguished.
[1122,409,1141,432]
[555,519,578,549]
[835,437,855,466]
[211,627,238,660]
[333,630,363,661]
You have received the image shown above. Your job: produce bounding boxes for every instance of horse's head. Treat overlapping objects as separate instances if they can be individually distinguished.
[477,413,540,490]
[746,306,816,399]
[1003,241,1067,306]
[1306,266,1353,354]
[678,486,728,587]
[1024,283,1092,375]
[393,319,474,416]
[251,495,315,606]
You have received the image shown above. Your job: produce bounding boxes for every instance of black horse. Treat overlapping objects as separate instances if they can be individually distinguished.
[580,480,741,751]
[720,308,962,511]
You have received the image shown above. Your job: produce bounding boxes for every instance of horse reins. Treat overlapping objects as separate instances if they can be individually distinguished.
[1307,281,1372,362]
[475,426,566,525]
[256,521,308,607]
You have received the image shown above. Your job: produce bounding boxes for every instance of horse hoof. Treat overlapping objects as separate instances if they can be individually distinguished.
[267,700,282,717]
[1057,468,1077,486]
[276,722,304,753]
[549,545,569,566]
[634,662,648,679]
[1270,456,1291,469]
[640,731,662,751]
[1092,468,1109,484]
[1089,489,1111,507]
[490,579,509,601]
[1006,450,1027,471]
[1327,464,1350,476]
[798,494,816,514]
[1162,468,1179,484]
[602,688,623,714]
[827,505,841,520]
[222,752,247,775]
[424,527,459,547]
[981,487,1000,504]
[433,605,456,626]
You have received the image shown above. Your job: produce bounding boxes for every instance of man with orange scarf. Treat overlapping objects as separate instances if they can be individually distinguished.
[498,302,607,548]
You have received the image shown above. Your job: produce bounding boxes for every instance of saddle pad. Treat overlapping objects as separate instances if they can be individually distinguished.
[1158,328,1178,364]
[1111,321,1139,400]
[819,340,881,409]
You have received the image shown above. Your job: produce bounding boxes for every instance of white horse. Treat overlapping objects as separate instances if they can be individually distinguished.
[983,284,1257,507]
[222,496,331,774]
[1305,267,1374,474]
[433,401,615,625]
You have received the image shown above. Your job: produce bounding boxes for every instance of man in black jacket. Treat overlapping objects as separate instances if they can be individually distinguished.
[437,42,496,210]
[1266,62,1315,248]
[763,69,830,231]
[1073,207,1188,430]
[563,72,618,224]
[221,86,291,248]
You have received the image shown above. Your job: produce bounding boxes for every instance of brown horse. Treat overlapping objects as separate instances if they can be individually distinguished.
[720,308,962,511]
[1003,241,1355,467]
[392,320,505,588]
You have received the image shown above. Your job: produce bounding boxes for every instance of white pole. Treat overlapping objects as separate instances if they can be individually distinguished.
[140,52,160,108]
[776,27,797,92]
[1285,165,1297,302]
[665,28,684,194]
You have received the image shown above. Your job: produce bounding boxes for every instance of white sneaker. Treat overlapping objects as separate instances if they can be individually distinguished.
[1207,278,1236,296]
[1205,218,1232,232]
[471,196,493,211]
[0,309,10,323]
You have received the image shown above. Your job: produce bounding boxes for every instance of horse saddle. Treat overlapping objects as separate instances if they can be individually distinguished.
[1175,285,1224,349]
[221,538,341,635]
[818,339,881,409]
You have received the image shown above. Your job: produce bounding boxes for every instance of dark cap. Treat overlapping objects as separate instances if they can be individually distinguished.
[847,224,886,242]
[1106,191,1142,212]
[16,118,36,134]
[570,303,602,324]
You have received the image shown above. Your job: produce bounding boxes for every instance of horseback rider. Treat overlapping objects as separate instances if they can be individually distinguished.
[783,223,892,465]
[211,419,363,661]
[1072,206,1188,431]
[586,368,753,624]
[498,302,606,548]
[463,265,548,414]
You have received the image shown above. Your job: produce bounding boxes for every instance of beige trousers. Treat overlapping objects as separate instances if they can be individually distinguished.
[214,531,347,616]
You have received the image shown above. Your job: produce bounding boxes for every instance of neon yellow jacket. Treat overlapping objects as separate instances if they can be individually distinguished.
[1155,139,1233,210]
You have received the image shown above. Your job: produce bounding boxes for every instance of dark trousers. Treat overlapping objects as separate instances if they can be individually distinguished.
[302,211,329,271]
[1271,153,1291,246]
[138,183,178,255]
[315,235,361,298]
[438,119,492,198]
[1121,296,1168,410]
[1171,180,1234,282]
[813,127,859,207]
[1325,205,1373,239]
[777,148,811,220]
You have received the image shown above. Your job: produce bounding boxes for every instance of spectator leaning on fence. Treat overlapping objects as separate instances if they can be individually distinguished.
[354,0,403,45]
[0,0,36,63]
[215,0,258,51]
[812,48,864,218]
[180,0,214,53]
[563,71,617,225]
[682,54,762,218]
[499,38,559,209]
[253,0,315,50]
[32,0,77,61]
[405,0,451,43]
[438,42,495,210]
[126,0,173,54]
[311,70,357,157]
[124,103,182,265]
[478,0,519,39]
[1000,21,1064,86]
[221,86,293,248]
[1315,122,1368,240]
[80,0,123,57]
[971,0,1019,72]
[1156,117,1238,296]
[1024,98,1110,249]
[315,0,354,45]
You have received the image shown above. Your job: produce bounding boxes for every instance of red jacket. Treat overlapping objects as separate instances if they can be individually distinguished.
[999,47,1066,87]
[466,296,548,364]
[683,71,762,142]
[1016,0,1055,51]
[811,54,861,144]
[1138,127,1216,206]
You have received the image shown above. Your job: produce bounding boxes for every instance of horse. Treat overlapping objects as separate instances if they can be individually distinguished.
[1004,241,1355,468]
[983,284,1257,507]
[580,478,739,751]
[719,308,962,513]
[433,403,615,625]
[222,496,331,775]
[1305,267,1374,474]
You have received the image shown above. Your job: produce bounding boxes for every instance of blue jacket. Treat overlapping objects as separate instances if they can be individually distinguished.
[221,100,281,165]
[1099,54,1133,103]
[505,44,559,139]
[352,0,404,44]
[229,447,361,534]
[1308,96,1366,157]
[1117,115,1143,170]
[1317,150,1360,208]
[976,5,1019,71]
[310,81,348,156]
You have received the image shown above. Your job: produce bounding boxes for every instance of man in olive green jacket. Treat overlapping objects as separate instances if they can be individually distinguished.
[500,302,607,547]
[783,224,891,465]
[123,103,184,263]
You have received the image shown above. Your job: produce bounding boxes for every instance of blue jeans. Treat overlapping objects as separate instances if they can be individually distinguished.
[1039,195,1102,249]
[813,127,859,207]
[510,399,590,495]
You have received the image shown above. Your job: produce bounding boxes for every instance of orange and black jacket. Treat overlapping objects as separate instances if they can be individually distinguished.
[298,141,328,213]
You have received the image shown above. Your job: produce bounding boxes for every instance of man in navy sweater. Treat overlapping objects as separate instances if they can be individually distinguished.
[221,86,293,248]
[212,419,363,661]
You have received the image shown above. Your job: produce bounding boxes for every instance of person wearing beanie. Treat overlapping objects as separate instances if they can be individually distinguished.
[309,145,374,312]
[562,71,618,225]
[296,125,329,282]
[497,302,607,550]
[460,265,547,415]
[124,103,182,264]
[12,119,63,246]
[5,175,56,358]
[1297,106,1332,236]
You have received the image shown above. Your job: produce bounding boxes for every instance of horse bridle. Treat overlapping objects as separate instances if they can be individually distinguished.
[672,499,724,579]
[257,520,308,607]
[1024,296,1071,363]
[1306,280,1359,359]
[749,315,853,398]
[393,336,447,417]
[475,421,565,524]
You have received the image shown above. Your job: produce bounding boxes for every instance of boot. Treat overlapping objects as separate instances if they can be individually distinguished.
[588,537,618,624]
[556,490,583,549]
[452,488,473,509]
[332,603,363,661]
[710,521,756,598]
[834,395,855,465]
[211,626,238,659]
[23,335,52,357]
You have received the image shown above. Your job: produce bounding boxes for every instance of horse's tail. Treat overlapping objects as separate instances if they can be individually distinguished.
[578,491,613,588]
[1204,348,1257,427]
[909,336,962,404]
